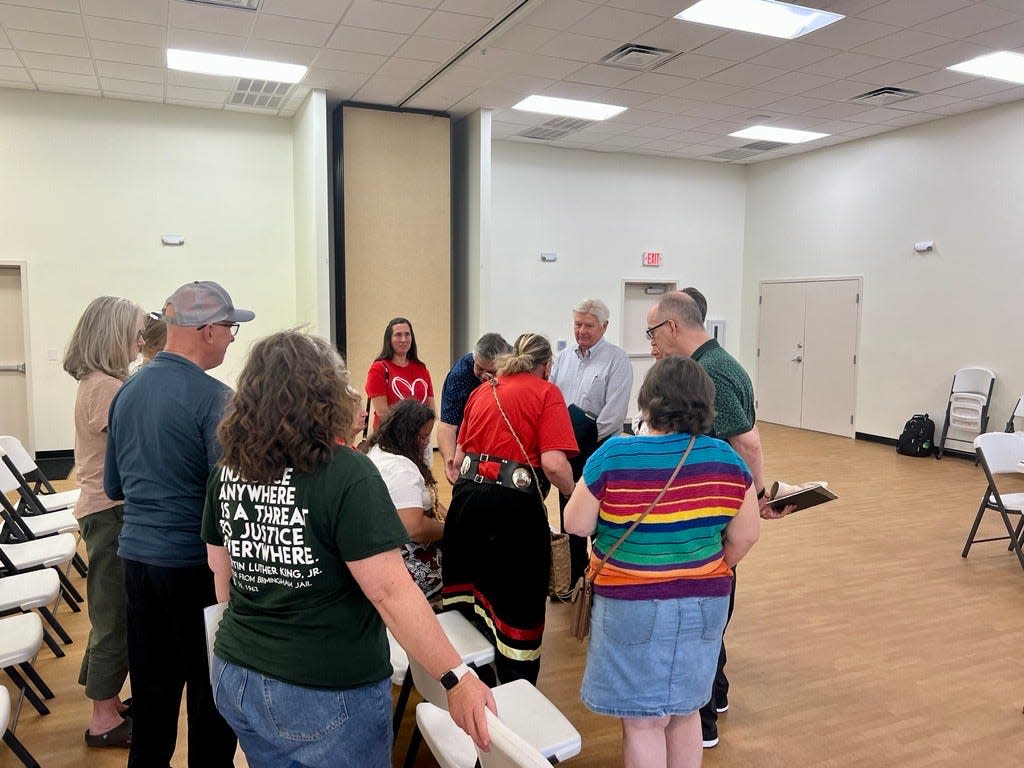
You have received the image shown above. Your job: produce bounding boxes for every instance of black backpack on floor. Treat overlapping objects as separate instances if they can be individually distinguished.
[896,414,935,457]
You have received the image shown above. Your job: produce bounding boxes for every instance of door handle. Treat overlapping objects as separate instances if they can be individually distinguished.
[0,363,26,373]
[791,355,803,363]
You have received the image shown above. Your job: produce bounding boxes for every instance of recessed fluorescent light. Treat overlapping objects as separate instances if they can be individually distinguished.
[512,95,627,121]
[730,125,829,143]
[948,51,1024,85]
[167,48,307,83]
[675,0,844,39]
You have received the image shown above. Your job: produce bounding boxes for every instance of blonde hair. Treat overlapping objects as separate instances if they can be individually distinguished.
[63,296,141,381]
[496,333,553,376]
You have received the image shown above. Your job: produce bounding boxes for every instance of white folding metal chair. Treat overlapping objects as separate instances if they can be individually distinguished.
[477,708,560,768]
[0,437,79,514]
[0,533,83,611]
[203,601,227,684]
[937,368,995,459]
[0,613,52,717]
[1,684,40,768]
[1005,396,1024,433]
[0,570,71,657]
[962,432,1024,573]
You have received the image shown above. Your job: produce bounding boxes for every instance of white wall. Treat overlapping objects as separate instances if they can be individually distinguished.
[489,142,748,354]
[743,101,1024,438]
[0,89,297,451]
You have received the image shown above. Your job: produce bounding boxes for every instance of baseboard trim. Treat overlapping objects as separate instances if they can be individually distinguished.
[36,449,74,460]
[854,432,896,446]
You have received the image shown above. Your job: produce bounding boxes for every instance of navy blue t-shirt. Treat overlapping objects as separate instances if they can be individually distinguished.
[439,352,483,431]
[105,352,231,567]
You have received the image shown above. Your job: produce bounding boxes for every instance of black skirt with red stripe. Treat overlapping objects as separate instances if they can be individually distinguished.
[441,479,551,684]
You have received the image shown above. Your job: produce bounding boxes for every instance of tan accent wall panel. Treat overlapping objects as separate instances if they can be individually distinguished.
[342,106,451,398]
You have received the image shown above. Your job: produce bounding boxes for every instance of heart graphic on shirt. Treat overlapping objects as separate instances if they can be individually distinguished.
[391,376,428,402]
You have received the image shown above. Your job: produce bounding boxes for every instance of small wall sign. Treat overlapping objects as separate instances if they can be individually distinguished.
[642,251,662,267]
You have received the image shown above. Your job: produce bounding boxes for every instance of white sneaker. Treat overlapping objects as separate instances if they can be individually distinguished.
[703,736,719,749]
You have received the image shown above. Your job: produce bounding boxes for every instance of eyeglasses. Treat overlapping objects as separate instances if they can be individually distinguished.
[645,319,670,340]
[198,322,240,337]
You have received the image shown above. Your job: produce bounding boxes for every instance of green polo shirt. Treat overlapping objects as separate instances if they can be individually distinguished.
[691,339,756,440]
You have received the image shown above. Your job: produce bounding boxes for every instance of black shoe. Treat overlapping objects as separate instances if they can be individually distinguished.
[702,722,718,749]
[716,692,729,713]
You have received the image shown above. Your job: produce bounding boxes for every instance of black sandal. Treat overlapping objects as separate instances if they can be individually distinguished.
[84,718,132,748]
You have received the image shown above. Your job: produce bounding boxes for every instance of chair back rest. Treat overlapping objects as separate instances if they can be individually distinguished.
[952,367,995,396]
[407,653,449,709]
[0,437,35,475]
[1008,397,1024,432]
[203,601,228,684]
[974,432,1024,475]
[0,449,21,495]
[476,709,553,768]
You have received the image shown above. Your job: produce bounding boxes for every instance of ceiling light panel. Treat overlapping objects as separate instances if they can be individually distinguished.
[729,125,830,143]
[167,49,307,83]
[675,0,844,40]
[948,51,1024,85]
[512,95,627,121]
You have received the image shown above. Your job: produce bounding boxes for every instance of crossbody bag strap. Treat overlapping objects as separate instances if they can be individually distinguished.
[488,378,546,504]
[589,434,696,582]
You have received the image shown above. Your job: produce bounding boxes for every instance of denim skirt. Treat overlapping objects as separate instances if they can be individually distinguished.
[580,593,728,719]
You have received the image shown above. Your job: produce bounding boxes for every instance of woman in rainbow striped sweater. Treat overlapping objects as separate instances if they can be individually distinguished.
[565,355,761,768]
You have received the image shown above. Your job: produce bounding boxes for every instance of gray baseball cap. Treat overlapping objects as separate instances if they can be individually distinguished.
[161,281,255,327]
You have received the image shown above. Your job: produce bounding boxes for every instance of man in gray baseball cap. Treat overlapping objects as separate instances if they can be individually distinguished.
[105,280,254,767]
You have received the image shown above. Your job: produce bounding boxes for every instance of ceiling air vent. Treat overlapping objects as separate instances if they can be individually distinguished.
[740,140,788,151]
[518,116,595,141]
[600,44,679,71]
[184,0,260,9]
[710,148,760,161]
[849,87,920,106]
[230,78,291,109]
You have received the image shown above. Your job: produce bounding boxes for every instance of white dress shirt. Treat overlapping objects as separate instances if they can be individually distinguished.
[550,337,633,441]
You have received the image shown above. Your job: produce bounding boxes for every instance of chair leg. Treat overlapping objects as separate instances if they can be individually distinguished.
[403,725,422,768]
[393,674,413,737]
[71,553,88,578]
[41,626,65,659]
[996,507,1024,574]
[38,606,72,644]
[56,570,84,606]
[17,663,52,700]
[3,728,41,768]
[3,669,48,716]
[961,498,990,558]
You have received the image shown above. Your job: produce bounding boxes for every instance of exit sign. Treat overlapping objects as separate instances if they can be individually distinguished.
[642,251,662,267]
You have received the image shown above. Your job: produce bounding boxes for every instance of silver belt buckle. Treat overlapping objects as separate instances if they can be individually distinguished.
[511,467,532,489]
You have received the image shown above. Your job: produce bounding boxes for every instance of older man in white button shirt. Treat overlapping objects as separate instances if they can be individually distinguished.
[550,298,633,591]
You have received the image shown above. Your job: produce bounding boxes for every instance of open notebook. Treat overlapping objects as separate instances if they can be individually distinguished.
[767,481,838,513]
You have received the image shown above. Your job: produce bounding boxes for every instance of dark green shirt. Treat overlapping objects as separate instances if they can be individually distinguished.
[691,339,756,440]
[201,447,408,689]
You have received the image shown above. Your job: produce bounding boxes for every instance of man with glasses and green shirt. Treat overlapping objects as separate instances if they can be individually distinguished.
[105,280,253,768]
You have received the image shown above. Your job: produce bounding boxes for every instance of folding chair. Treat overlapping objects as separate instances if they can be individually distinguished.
[0,613,53,717]
[1005,396,1024,433]
[413,678,581,768]
[477,708,564,768]
[937,368,995,459]
[961,432,1024,573]
[0,570,71,657]
[0,436,79,514]
[203,601,227,684]
[1,684,40,768]
[0,533,83,610]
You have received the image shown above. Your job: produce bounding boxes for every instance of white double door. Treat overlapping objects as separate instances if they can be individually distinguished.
[756,278,861,438]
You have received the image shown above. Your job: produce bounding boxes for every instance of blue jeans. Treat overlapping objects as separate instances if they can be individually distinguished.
[212,657,392,768]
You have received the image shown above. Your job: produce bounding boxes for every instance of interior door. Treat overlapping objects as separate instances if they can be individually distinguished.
[0,266,30,444]
[756,281,806,428]
[801,280,860,437]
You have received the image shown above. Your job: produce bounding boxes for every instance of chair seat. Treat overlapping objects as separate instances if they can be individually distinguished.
[20,509,79,537]
[0,534,77,570]
[0,684,9,732]
[32,489,79,513]
[436,611,496,668]
[388,630,408,686]
[987,492,1024,511]
[0,613,43,667]
[0,571,60,612]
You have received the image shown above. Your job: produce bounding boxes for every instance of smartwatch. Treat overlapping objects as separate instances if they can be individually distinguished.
[439,663,473,691]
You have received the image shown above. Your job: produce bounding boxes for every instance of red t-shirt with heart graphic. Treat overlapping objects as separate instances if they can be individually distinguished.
[365,358,434,430]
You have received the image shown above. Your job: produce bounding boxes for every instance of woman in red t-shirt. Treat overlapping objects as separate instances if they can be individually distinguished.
[364,317,435,433]
[441,333,577,685]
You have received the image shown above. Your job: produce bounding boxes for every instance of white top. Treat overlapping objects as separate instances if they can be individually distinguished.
[550,336,633,441]
[366,445,430,511]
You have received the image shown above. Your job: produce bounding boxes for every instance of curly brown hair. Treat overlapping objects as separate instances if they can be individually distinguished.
[362,399,436,485]
[638,355,716,436]
[218,330,355,482]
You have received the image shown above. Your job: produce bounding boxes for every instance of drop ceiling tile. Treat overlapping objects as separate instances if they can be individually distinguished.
[746,41,836,71]
[38,83,100,96]
[492,24,559,53]
[439,0,510,14]
[918,4,1021,38]
[593,133,650,147]
[762,94,832,113]
[99,76,162,96]
[168,28,244,55]
[355,73,423,103]
[593,87,656,107]
[885,111,939,127]
[90,39,164,65]
[0,27,9,47]
[7,29,89,56]
[327,25,407,55]
[314,48,386,72]
[166,83,230,103]
[405,81,475,110]
[902,40,994,69]
[300,67,370,93]
[539,80,607,100]
[976,84,1024,103]
[524,0,598,32]
[0,4,83,35]
[850,60,933,86]
[707,62,786,87]
[856,0,974,27]
[654,53,733,79]
[395,34,462,62]
[927,98,989,115]
[619,71,692,94]
[966,17,1024,49]
[0,0,79,12]
[0,63,31,81]
[260,0,351,23]
[670,79,742,101]
[693,31,784,62]
[569,6,662,40]
[636,20,725,53]
[854,29,953,59]
[0,48,18,64]
[888,92,962,111]
[84,16,166,47]
[838,122,891,138]
[606,107,669,125]
[938,77,1016,99]
[801,78,876,100]
[987,0,1024,11]
[244,39,320,65]
[167,69,234,90]
[651,113,710,130]
[564,62,637,87]
[801,50,887,77]
[31,69,98,89]
[487,71,556,92]
[536,31,621,63]
[374,55,437,80]
[341,0,430,34]
[253,14,335,46]
[895,69,972,93]
[847,105,908,122]
[168,1,253,36]
[391,0,445,9]
[95,58,164,82]
[801,100,873,119]
[680,101,747,119]
[416,11,489,41]
[84,0,167,25]
[800,18,898,50]
[718,88,784,108]
[759,70,834,95]
[21,50,93,74]
[640,93,701,113]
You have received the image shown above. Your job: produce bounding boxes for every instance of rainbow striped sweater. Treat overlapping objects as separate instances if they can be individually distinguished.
[583,432,752,600]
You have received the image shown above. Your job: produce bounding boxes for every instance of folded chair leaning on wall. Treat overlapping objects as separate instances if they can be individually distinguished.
[1005,396,1024,433]
[961,432,1024,574]
[937,367,995,459]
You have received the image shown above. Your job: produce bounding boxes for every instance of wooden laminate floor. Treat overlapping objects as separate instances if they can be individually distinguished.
[7,423,1024,767]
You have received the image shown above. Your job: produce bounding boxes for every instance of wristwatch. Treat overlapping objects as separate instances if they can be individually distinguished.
[439,663,473,691]
[757,487,766,500]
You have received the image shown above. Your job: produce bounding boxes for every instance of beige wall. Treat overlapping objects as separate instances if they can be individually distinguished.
[342,106,451,399]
